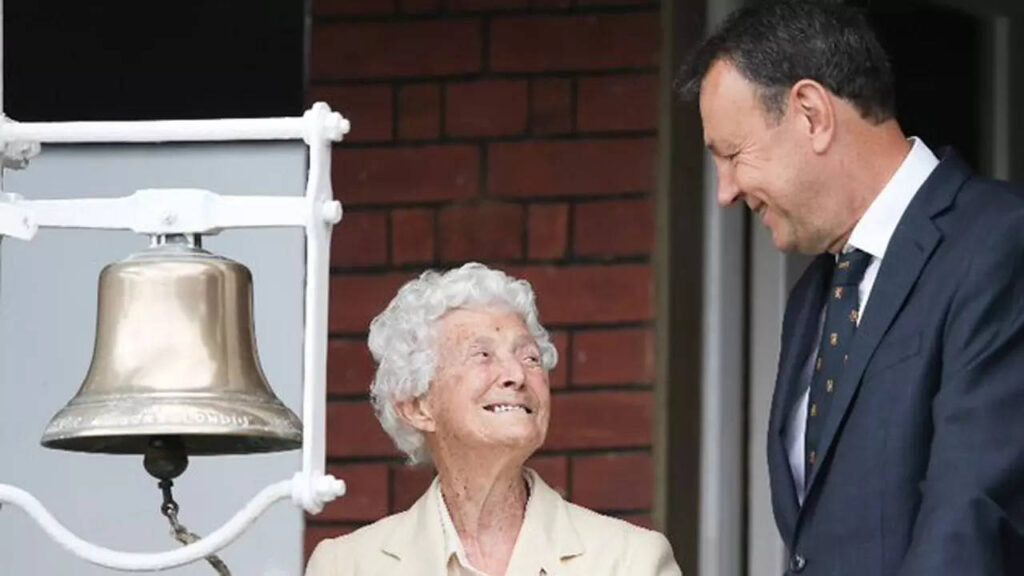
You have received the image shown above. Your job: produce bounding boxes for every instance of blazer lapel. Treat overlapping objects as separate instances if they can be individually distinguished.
[381,475,447,576]
[505,469,584,575]
[773,255,834,429]
[801,150,968,504]
[768,253,832,544]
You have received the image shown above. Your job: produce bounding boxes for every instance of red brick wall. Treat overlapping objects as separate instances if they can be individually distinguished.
[307,0,661,557]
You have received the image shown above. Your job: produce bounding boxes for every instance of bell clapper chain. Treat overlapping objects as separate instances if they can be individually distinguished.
[158,483,231,576]
[146,436,231,576]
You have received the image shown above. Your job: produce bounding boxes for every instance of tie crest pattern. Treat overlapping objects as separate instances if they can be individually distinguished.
[805,249,872,483]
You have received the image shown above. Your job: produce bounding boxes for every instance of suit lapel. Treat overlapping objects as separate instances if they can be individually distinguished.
[768,253,832,544]
[801,150,968,505]
[506,469,584,575]
[773,254,834,430]
[380,475,447,576]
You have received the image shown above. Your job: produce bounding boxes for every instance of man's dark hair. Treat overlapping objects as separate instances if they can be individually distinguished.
[678,0,895,124]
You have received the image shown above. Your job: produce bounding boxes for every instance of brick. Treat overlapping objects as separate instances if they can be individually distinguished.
[327,400,402,458]
[327,338,375,396]
[489,138,655,198]
[510,264,653,325]
[335,145,479,206]
[305,525,357,562]
[392,208,436,265]
[572,453,653,510]
[491,14,658,73]
[529,78,572,135]
[448,0,528,9]
[314,0,396,16]
[392,465,436,512]
[578,74,658,132]
[330,272,417,334]
[308,86,393,143]
[401,0,442,13]
[527,455,569,496]
[312,21,482,80]
[578,0,655,4]
[616,513,653,529]
[549,330,569,389]
[545,391,653,450]
[574,198,654,257]
[331,210,389,268]
[577,0,655,4]
[399,84,441,141]
[438,202,524,262]
[446,80,528,137]
[317,463,390,521]
[527,203,568,260]
[572,328,654,386]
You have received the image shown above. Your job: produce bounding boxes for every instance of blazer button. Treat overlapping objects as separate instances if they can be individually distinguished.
[789,554,806,573]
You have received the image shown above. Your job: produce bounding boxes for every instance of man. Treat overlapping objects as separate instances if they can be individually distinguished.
[679,1,1024,575]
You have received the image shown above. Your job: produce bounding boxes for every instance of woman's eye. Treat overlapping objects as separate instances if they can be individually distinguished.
[472,350,491,359]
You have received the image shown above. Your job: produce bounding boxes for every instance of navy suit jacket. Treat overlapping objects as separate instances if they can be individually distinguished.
[767,150,1024,575]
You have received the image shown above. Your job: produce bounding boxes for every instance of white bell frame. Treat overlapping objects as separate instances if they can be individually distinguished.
[0,103,350,571]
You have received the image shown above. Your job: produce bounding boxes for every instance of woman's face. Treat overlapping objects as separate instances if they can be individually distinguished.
[420,307,550,460]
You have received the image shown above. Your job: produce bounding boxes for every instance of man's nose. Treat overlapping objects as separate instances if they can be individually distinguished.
[717,169,742,207]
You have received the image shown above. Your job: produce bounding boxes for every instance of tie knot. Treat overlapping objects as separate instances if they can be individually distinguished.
[833,249,871,287]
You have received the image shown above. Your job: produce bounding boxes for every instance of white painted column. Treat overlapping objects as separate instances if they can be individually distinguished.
[698,2,748,575]
[746,225,810,575]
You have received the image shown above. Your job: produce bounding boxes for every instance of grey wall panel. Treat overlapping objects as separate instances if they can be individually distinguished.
[0,143,306,575]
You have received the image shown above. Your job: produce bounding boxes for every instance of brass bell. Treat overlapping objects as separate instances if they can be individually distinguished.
[40,234,302,456]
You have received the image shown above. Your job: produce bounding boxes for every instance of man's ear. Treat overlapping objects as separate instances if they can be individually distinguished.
[790,79,835,154]
[396,395,437,433]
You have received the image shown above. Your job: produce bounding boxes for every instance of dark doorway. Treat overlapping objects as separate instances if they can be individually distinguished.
[3,0,305,121]
[855,0,985,170]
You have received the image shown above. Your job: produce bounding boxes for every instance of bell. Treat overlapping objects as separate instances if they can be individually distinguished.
[40,235,302,455]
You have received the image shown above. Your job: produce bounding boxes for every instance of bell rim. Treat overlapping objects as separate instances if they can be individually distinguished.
[41,394,303,455]
[40,432,303,455]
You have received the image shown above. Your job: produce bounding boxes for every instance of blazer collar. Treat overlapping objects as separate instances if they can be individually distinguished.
[913,147,970,218]
[380,474,447,573]
[381,468,584,575]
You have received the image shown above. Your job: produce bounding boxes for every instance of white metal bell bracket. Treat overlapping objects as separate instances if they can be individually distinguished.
[0,102,349,571]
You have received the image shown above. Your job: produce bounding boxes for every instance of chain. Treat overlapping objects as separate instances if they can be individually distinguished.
[158,480,232,576]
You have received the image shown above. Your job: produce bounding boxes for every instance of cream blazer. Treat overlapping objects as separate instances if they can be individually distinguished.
[306,469,682,576]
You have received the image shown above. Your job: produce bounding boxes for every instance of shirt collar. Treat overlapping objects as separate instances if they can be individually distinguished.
[845,137,938,258]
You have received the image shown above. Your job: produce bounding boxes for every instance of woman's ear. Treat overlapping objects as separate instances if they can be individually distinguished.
[790,79,835,154]
[396,395,437,433]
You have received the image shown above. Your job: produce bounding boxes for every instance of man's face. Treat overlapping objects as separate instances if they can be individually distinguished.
[699,59,834,254]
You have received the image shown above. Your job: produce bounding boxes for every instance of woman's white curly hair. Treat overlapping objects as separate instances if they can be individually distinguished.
[367,262,557,465]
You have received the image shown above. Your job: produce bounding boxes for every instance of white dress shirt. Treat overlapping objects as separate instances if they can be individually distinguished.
[785,138,939,503]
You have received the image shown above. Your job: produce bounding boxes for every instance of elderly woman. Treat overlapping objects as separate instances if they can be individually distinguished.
[306,263,681,576]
